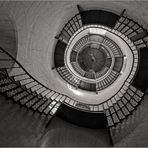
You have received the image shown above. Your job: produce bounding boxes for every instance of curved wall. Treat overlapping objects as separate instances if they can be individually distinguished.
[0,9,18,71]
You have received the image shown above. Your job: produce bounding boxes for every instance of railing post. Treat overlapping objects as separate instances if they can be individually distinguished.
[114,9,126,28]
[77,5,84,13]
[120,9,126,17]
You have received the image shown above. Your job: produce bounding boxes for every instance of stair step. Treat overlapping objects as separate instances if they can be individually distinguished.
[129,99,138,107]
[32,98,46,110]
[124,93,131,101]
[107,116,114,126]
[70,51,77,62]
[133,94,142,102]
[6,87,23,97]
[41,89,51,97]
[0,83,17,93]
[13,91,29,101]
[114,104,120,111]
[26,97,40,108]
[136,90,144,97]
[20,78,34,86]
[38,99,52,112]
[62,15,82,36]
[114,16,146,44]
[79,81,96,91]
[31,84,42,92]
[117,110,125,120]
[50,102,61,115]
[36,87,47,94]
[122,106,130,116]
[46,91,55,99]
[13,74,30,81]
[25,81,37,88]
[19,94,34,105]
[121,97,128,104]
[126,102,134,111]
[0,69,8,78]
[118,100,124,108]
[44,101,57,115]
[50,93,60,100]
[112,113,120,123]
[0,77,11,86]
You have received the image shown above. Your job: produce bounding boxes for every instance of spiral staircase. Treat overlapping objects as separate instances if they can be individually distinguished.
[0,4,148,146]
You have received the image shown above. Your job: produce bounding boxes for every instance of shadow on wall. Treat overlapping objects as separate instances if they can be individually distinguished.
[0,94,48,147]
[0,10,18,72]
[37,116,112,147]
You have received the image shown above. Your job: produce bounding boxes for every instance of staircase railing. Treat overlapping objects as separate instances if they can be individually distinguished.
[0,47,63,125]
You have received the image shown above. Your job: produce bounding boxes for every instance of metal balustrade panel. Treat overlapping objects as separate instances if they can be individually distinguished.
[80,10,119,27]
[132,48,148,91]
[54,40,67,68]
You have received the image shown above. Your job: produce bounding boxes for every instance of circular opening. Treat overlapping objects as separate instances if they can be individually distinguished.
[77,45,108,73]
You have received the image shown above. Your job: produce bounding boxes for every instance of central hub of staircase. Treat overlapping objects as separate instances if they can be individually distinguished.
[77,45,107,73]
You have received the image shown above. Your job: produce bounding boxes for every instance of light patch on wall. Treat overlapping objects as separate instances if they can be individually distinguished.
[67,84,83,96]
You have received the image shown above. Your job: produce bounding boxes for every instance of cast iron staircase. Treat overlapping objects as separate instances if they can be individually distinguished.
[0,8,148,145]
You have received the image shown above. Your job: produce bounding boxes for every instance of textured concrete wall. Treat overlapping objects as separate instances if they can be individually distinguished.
[0,94,47,147]
[0,9,17,57]
[38,117,111,147]
[0,10,17,70]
